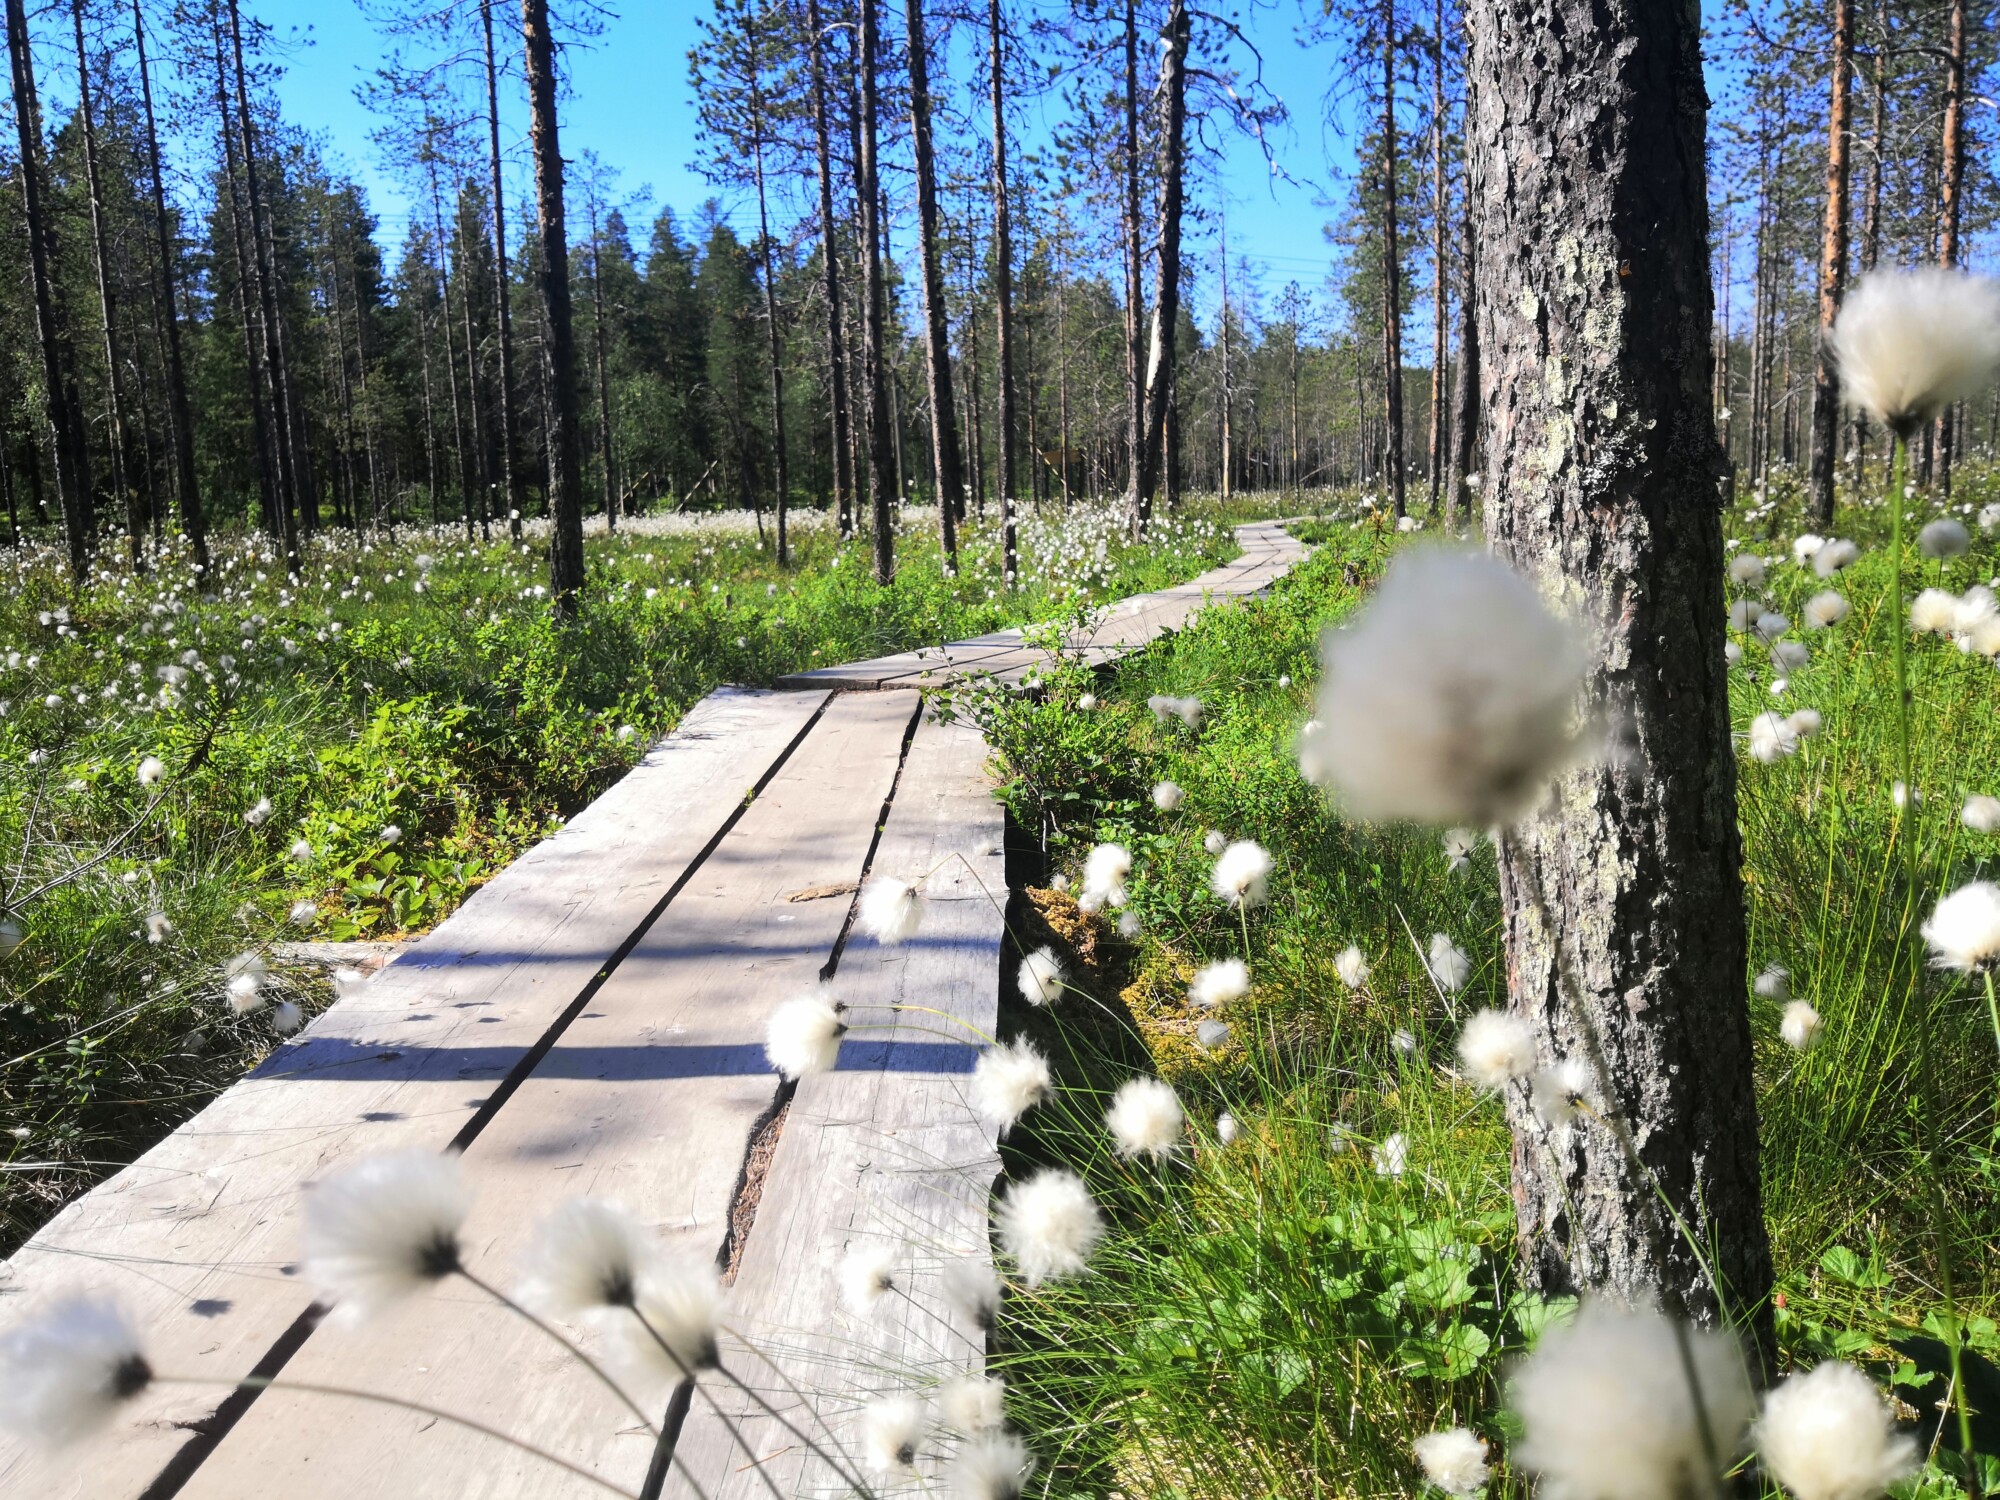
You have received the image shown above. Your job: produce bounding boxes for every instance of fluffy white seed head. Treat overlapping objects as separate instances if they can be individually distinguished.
[0,1293,153,1448]
[519,1198,659,1316]
[1962,794,2000,832]
[1082,843,1132,907]
[1456,1009,1536,1091]
[1188,957,1250,1008]
[1728,599,1764,631]
[1922,880,2000,972]
[765,992,847,1078]
[1920,517,1971,559]
[998,1168,1104,1286]
[941,1373,1007,1435]
[1727,553,1766,586]
[609,1256,724,1380]
[1152,780,1184,811]
[289,899,319,927]
[972,1038,1051,1136]
[1428,933,1472,993]
[1755,611,1791,642]
[1781,1000,1824,1053]
[1754,1360,1917,1500]
[1804,591,1851,629]
[1749,711,1801,763]
[244,796,272,826]
[1302,549,1589,825]
[1786,709,1822,739]
[1335,944,1371,990]
[1216,1111,1240,1146]
[1827,267,2000,432]
[136,755,164,786]
[951,1431,1033,1500]
[1793,533,1827,564]
[1509,1300,1755,1500]
[1018,946,1065,1006]
[145,909,173,944]
[838,1244,899,1315]
[1372,1132,1410,1177]
[1413,1427,1490,1496]
[858,876,924,946]
[1530,1057,1593,1127]
[1753,964,1791,1001]
[302,1150,470,1325]
[1911,588,1959,633]
[1771,640,1810,672]
[941,1257,1002,1331]
[1202,829,1227,855]
[1211,840,1274,907]
[1105,1076,1184,1159]
[271,1000,304,1035]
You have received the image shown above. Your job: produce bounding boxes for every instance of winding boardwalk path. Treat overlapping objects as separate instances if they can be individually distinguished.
[0,521,1303,1500]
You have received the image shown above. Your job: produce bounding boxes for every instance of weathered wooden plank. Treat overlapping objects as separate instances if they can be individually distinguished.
[172,692,922,1500]
[663,708,1006,1499]
[0,687,831,1500]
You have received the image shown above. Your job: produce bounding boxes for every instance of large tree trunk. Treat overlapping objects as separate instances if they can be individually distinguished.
[1425,0,1448,518]
[1468,0,1774,1339]
[905,0,962,564]
[857,0,896,583]
[429,167,479,543]
[1219,212,1233,503]
[1120,0,1145,539]
[745,9,789,563]
[1138,0,1189,515]
[587,191,616,533]
[807,0,854,539]
[1807,0,1853,528]
[1446,129,1479,525]
[1380,0,1407,517]
[520,0,585,611]
[7,0,92,582]
[1932,0,1967,498]
[996,0,1024,588]
[481,0,525,540]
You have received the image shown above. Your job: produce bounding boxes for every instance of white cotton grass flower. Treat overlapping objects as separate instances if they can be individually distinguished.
[941,1257,1002,1331]
[1781,1000,1824,1053]
[518,1197,659,1316]
[1891,781,1920,809]
[1372,1132,1410,1177]
[380,823,403,846]
[1413,1427,1490,1496]
[1509,1299,1754,1500]
[1017,946,1065,1006]
[1116,909,1142,938]
[857,875,924,945]
[1754,964,1791,1001]
[1911,588,1959,633]
[1826,266,2000,433]
[1754,611,1790,642]
[1301,548,1589,825]
[1724,639,1743,664]
[1793,533,1827,564]
[145,909,173,945]
[1921,880,2000,972]
[302,1149,470,1325]
[136,755,164,786]
[1202,828,1227,856]
[1920,517,1971,559]
[1442,826,1478,874]
[224,951,267,1014]
[1188,957,1250,1008]
[1727,552,1766,586]
[1962,794,2000,832]
[1210,839,1274,907]
[1530,1057,1593,1127]
[289,899,318,927]
[997,1168,1104,1285]
[1076,692,1097,711]
[1392,1027,1418,1055]
[1105,1076,1184,1159]
[838,1244,899,1315]
[1786,708,1822,739]
[765,991,847,1078]
[941,1372,1007,1434]
[1728,599,1764,631]
[1082,843,1132,907]
[1753,1360,1917,1500]
[244,796,272,827]
[1456,1009,1536,1091]
[1152,780,1184,811]
[1335,944,1372,990]
[1815,539,1862,577]
[289,838,313,862]
[0,1292,153,1448]
[1748,711,1801,763]
[1428,933,1472,993]
[619,1257,725,1376]
[952,1430,1033,1500]
[1804,590,1851,628]
[1215,1111,1240,1146]
[1771,640,1810,671]
[271,1000,304,1035]
[972,1037,1051,1136]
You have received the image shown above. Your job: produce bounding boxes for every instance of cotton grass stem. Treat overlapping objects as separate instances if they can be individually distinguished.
[454,1266,658,1436]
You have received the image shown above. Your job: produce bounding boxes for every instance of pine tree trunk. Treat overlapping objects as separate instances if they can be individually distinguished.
[991,0,1019,583]
[807,0,853,539]
[453,198,492,540]
[1932,0,1967,498]
[1468,0,1774,1340]
[857,0,896,583]
[587,195,616,532]
[1425,0,1448,518]
[1380,0,1407,517]
[1138,0,1188,515]
[7,0,92,582]
[905,0,961,564]
[429,168,478,543]
[481,0,525,540]
[747,15,788,563]
[1808,0,1853,527]
[1120,0,1145,539]
[1447,129,1479,524]
[520,0,585,611]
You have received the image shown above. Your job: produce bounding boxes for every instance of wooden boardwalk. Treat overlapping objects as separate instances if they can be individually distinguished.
[0,521,1303,1499]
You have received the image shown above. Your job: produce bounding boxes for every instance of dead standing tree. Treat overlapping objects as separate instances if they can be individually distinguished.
[1468,0,1775,1337]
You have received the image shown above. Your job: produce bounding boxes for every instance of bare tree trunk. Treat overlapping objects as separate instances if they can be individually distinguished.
[807,0,853,538]
[428,164,479,543]
[857,0,896,583]
[742,9,789,562]
[1808,0,1853,527]
[1380,0,1407,517]
[1447,130,1479,524]
[476,1,524,539]
[1932,0,1967,498]
[452,198,493,540]
[991,0,1017,581]
[1138,0,1190,517]
[1469,0,1773,1340]
[903,0,962,564]
[1120,0,1145,537]
[7,0,91,582]
[1219,211,1233,503]
[586,189,616,533]
[520,0,584,610]
[1425,0,1447,517]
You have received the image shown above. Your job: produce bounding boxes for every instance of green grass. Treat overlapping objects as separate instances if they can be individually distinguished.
[0,496,1251,1252]
[950,481,2000,1497]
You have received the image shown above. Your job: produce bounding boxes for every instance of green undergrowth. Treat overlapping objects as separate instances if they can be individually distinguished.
[948,491,2000,1497]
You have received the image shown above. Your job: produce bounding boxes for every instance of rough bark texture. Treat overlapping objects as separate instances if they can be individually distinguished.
[857,0,896,583]
[481,0,525,538]
[1932,0,1966,497]
[905,0,960,564]
[1468,0,1773,1338]
[520,0,585,611]
[1120,0,1145,539]
[1138,0,1190,512]
[1426,0,1448,518]
[1380,0,1407,517]
[807,0,854,539]
[1807,0,1853,527]
[989,0,1018,584]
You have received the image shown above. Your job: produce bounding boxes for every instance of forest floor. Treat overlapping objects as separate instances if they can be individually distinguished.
[948,470,2000,1497]
[0,492,1302,1254]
